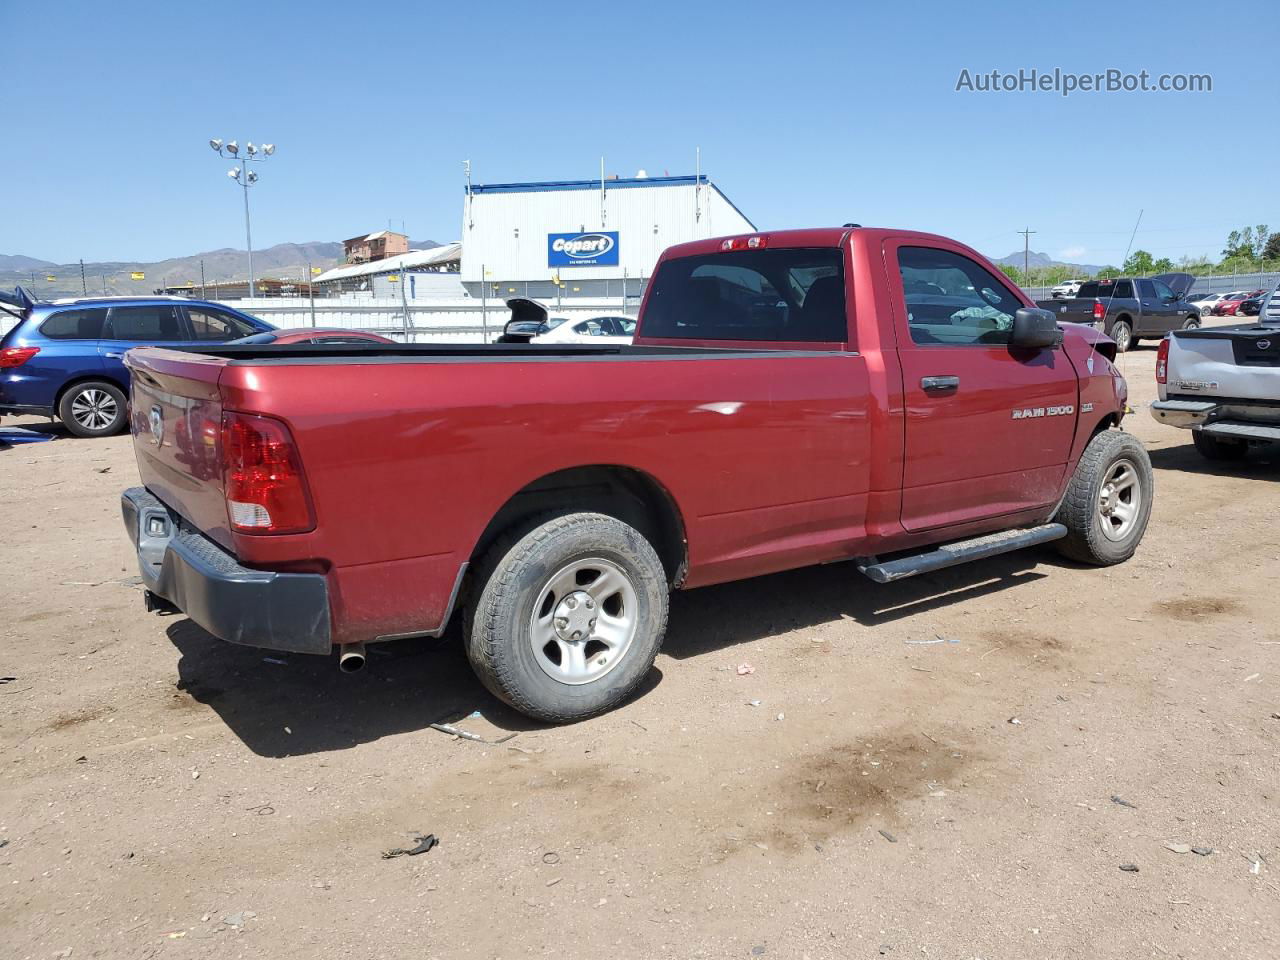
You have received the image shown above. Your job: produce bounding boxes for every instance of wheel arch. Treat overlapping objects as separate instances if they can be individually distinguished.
[469,464,689,587]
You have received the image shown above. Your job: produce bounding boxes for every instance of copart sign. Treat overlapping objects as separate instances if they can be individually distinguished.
[548,232,620,267]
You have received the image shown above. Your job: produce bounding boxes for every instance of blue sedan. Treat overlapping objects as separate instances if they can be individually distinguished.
[0,289,272,437]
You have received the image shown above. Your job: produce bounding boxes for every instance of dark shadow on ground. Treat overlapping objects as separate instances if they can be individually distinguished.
[168,546,1052,757]
[1148,438,1280,478]
[662,551,1047,661]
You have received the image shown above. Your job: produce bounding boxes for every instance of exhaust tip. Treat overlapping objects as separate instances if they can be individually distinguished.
[338,643,366,673]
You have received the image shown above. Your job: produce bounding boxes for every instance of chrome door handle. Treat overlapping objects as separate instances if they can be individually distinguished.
[104,352,123,358]
[921,376,959,391]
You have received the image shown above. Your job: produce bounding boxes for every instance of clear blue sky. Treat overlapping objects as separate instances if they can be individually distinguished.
[4,0,1274,267]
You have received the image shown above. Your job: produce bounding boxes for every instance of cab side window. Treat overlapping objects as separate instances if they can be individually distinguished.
[103,306,183,342]
[1151,279,1176,300]
[898,247,1023,346]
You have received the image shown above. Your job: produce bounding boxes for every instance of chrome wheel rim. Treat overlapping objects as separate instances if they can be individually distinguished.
[529,557,639,685]
[1112,324,1130,351]
[1097,458,1141,542]
[71,389,117,431]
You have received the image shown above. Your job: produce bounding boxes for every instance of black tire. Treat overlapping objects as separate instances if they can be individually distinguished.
[1110,319,1133,353]
[1192,430,1247,462]
[1182,315,1201,330]
[1054,430,1153,565]
[57,381,127,438]
[465,512,669,723]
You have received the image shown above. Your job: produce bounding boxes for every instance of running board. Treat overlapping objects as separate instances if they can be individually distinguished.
[857,523,1067,584]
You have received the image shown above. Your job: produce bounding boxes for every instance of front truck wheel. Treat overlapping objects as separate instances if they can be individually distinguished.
[465,512,670,723]
[1054,430,1153,565]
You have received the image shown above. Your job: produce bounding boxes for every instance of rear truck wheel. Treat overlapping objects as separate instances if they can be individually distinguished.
[1182,315,1201,330]
[58,381,127,438]
[1192,429,1247,461]
[465,512,669,723]
[1110,320,1133,353]
[1054,430,1153,565]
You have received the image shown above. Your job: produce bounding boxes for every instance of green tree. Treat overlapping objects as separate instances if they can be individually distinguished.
[1095,265,1121,277]
[1255,225,1270,258]
[1123,250,1155,275]
[998,263,1024,285]
[1152,257,1174,273]
[1264,233,1280,263]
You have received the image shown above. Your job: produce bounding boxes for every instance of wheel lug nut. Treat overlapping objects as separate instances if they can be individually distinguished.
[589,618,597,629]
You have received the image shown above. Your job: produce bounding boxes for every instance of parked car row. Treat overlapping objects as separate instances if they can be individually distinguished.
[0,287,405,437]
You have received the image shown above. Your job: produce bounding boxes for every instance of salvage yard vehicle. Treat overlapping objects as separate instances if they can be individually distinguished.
[1151,307,1280,460]
[119,227,1152,723]
[1038,273,1200,352]
[0,289,273,437]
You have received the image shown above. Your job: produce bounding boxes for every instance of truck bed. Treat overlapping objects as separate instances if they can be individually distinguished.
[165,342,790,362]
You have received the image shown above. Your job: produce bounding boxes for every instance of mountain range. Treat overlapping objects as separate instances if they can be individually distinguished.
[989,250,1105,276]
[0,240,442,299]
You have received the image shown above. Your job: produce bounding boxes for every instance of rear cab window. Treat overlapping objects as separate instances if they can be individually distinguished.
[642,247,847,344]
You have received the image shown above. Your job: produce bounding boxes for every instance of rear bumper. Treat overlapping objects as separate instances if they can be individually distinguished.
[121,487,332,655]
[1151,398,1280,442]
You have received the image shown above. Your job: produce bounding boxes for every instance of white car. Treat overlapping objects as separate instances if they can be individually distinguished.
[1051,279,1085,299]
[532,315,636,345]
[1188,292,1228,316]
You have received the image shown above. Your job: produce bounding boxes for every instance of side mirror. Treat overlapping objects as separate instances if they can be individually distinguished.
[1010,307,1063,349]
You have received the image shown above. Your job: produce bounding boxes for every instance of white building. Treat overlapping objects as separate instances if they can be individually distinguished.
[459,174,755,301]
[309,243,463,298]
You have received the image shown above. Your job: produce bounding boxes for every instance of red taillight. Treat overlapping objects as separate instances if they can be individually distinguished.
[1156,338,1170,384]
[1092,301,1105,320]
[221,412,315,534]
[0,346,39,368]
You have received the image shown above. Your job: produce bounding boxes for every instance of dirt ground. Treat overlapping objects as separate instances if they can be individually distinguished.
[2,344,1277,960]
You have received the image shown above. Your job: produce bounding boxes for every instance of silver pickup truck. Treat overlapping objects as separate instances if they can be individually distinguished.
[1151,289,1280,459]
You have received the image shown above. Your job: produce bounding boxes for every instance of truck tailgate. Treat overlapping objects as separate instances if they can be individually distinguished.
[1168,325,1280,400]
[125,348,235,550]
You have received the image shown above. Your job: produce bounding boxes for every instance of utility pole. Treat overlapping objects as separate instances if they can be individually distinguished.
[79,259,87,295]
[200,259,206,298]
[1018,227,1037,288]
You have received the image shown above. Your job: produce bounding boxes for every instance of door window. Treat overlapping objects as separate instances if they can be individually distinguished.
[1137,280,1157,298]
[39,308,107,339]
[898,247,1022,346]
[103,306,183,341]
[1151,279,1176,301]
[188,307,257,341]
[1113,281,1134,298]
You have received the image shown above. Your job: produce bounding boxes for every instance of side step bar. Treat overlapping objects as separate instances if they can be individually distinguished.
[857,523,1067,584]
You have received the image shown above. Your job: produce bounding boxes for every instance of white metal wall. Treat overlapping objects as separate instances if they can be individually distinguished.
[460,180,754,284]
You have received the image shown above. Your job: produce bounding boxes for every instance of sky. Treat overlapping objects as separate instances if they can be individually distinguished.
[3,0,1275,267]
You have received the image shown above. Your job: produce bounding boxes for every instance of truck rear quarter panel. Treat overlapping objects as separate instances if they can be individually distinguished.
[219,353,873,641]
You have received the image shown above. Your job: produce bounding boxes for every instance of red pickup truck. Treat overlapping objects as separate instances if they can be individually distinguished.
[121,227,1151,722]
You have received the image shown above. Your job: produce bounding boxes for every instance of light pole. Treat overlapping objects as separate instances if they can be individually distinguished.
[208,138,275,298]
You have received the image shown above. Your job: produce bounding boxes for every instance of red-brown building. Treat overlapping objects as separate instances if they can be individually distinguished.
[343,230,409,264]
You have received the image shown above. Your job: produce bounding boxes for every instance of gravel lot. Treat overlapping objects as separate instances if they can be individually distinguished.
[2,344,1278,960]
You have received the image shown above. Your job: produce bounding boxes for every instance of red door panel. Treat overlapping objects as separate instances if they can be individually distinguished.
[884,238,1078,533]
